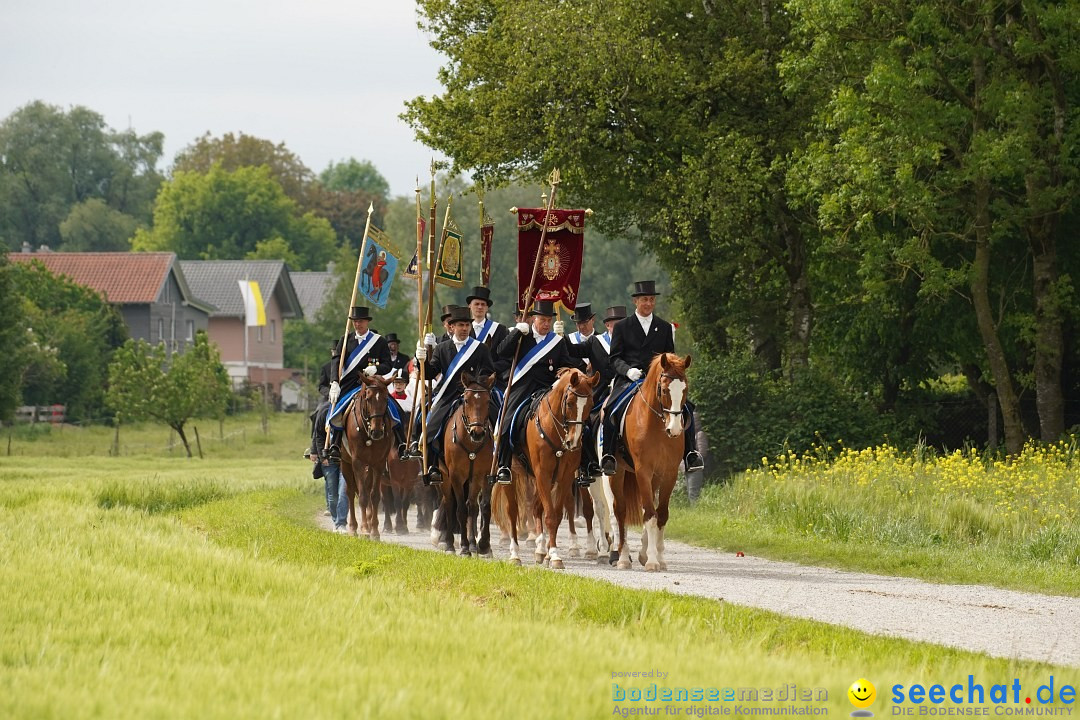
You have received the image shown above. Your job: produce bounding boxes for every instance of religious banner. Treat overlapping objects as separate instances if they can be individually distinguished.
[358,225,401,309]
[480,219,493,287]
[516,207,586,311]
[435,219,464,288]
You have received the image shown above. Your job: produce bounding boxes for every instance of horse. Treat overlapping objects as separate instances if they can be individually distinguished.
[380,448,421,535]
[491,368,600,567]
[340,374,394,539]
[434,372,497,556]
[591,353,691,571]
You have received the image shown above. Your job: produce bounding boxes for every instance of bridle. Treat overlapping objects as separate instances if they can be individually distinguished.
[451,384,492,451]
[350,385,390,444]
[535,377,592,457]
[638,370,687,425]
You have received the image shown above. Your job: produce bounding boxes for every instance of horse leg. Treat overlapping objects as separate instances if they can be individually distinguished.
[344,464,359,537]
[587,478,611,560]
[581,488,599,560]
[457,479,471,557]
[437,485,454,552]
[466,476,481,556]
[656,478,675,571]
[382,484,395,534]
[602,471,628,568]
[637,472,661,571]
[565,501,581,559]
[477,477,493,557]
[369,464,383,541]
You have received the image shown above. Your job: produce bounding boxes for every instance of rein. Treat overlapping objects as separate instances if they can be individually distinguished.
[533,380,591,457]
[449,384,492,480]
[637,371,688,425]
[349,388,390,445]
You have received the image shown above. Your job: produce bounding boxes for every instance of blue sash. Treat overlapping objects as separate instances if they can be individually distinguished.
[342,331,382,378]
[508,332,560,389]
[475,318,500,343]
[598,332,611,354]
[428,337,480,411]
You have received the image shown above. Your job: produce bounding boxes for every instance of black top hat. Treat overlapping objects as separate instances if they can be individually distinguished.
[349,306,373,320]
[571,303,595,322]
[440,304,459,322]
[465,286,494,306]
[447,306,472,324]
[604,305,628,323]
[390,368,407,381]
[630,280,661,297]
[528,300,556,317]
[384,333,400,344]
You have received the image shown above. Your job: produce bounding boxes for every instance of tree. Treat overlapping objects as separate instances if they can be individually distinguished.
[319,158,390,198]
[172,132,314,205]
[11,260,128,420]
[0,256,28,422]
[404,0,817,373]
[133,164,337,271]
[783,0,1080,451]
[106,332,229,457]
[0,101,162,252]
[59,198,140,251]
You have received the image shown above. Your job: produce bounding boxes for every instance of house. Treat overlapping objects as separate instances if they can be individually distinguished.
[290,266,337,322]
[179,260,304,401]
[7,250,213,351]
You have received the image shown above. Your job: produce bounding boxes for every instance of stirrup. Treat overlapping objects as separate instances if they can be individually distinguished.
[575,471,595,487]
[685,450,704,472]
[422,467,442,486]
[600,454,617,476]
[495,466,512,485]
[327,444,341,462]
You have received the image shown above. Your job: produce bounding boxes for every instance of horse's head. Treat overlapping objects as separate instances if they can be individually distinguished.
[549,369,594,452]
[357,374,390,441]
[459,371,495,443]
[649,353,692,437]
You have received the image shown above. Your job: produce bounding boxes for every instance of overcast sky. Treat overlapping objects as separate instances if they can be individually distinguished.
[2,0,448,197]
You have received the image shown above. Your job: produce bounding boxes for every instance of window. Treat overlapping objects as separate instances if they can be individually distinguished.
[257,325,263,342]
[270,319,276,343]
[157,318,165,345]
[186,320,194,342]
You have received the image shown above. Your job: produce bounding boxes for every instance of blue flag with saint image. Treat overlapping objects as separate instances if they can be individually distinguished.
[358,225,400,309]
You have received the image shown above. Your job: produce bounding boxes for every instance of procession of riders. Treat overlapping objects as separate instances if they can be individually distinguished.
[313,279,704,493]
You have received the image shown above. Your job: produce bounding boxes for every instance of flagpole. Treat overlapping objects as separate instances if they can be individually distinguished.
[487,168,561,481]
[418,161,439,472]
[477,185,485,286]
[421,191,452,473]
[404,178,424,451]
[325,202,374,451]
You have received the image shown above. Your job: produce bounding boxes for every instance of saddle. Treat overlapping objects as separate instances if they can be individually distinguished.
[508,389,548,452]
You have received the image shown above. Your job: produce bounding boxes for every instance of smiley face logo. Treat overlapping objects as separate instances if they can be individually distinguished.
[848,678,876,716]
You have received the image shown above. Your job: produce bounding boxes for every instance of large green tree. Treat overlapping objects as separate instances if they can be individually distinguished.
[172,132,314,205]
[784,0,1080,451]
[0,256,28,422]
[404,0,816,372]
[133,164,337,271]
[106,332,229,457]
[0,101,162,252]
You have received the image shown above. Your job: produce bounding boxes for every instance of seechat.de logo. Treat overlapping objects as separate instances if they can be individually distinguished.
[849,678,877,717]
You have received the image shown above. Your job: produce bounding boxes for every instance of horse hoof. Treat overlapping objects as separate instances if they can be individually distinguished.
[348,528,358,537]
[469,543,479,555]
[534,553,545,565]
[458,548,471,557]
[638,551,648,566]
[645,562,660,572]
[585,549,598,560]
[608,551,619,566]
[568,547,581,558]
[616,559,632,570]
[658,562,668,571]
[396,527,409,536]
[480,550,494,559]
[437,542,449,552]
[509,557,522,566]
[550,558,565,570]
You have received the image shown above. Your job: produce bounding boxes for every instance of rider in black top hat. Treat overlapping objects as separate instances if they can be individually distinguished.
[599,281,704,476]
[465,285,510,388]
[383,332,410,376]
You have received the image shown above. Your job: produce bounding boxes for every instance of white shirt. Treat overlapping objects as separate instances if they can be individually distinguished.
[635,312,653,336]
[533,331,547,343]
[472,320,486,334]
[354,330,369,343]
[453,336,469,352]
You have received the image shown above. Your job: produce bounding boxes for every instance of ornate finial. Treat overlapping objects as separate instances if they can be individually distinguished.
[541,191,548,205]
[367,201,374,215]
[547,167,561,186]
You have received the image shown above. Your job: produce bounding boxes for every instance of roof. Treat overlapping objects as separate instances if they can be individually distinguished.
[179,260,303,320]
[290,271,336,321]
[6,251,214,312]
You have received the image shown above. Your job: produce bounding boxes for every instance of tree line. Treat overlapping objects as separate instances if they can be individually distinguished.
[403,0,1080,458]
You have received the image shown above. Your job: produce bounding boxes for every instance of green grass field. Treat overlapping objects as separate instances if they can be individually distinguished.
[1,416,1075,717]
[669,442,1080,597]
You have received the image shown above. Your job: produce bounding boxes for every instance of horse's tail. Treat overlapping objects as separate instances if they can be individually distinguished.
[621,471,644,527]
[491,477,529,533]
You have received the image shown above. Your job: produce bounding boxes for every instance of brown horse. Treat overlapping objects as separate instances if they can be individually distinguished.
[434,372,496,556]
[491,369,599,567]
[340,374,394,539]
[595,353,691,571]
[380,448,422,535]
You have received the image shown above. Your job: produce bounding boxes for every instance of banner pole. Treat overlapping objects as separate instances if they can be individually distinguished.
[404,179,424,451]
[487,168,561,480]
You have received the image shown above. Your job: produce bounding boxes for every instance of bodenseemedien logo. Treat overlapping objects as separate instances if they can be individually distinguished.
[849,678,877,717]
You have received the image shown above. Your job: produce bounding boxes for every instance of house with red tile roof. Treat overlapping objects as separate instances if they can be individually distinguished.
[8,250,214,352]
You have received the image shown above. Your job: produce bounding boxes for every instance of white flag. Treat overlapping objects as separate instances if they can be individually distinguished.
[238,280,266,327]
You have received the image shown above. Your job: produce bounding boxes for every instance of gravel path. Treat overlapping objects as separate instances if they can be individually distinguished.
[317,507,1080,667]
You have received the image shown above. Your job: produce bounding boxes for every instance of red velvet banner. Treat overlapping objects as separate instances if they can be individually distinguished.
[481,223,493,287]
[516,208,586,311]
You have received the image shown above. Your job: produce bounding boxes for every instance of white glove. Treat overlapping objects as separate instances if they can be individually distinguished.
[424,333,436,347]
[363,365,377,377]
[328,381,340,404]
[415,341,427,361]
[627,368,643,382]
[515,322,530,334]
[553,320,565,337]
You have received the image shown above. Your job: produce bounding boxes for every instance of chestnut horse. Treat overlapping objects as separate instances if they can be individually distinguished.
[593,353,691,571]
[340,375,394,539]
[380,448,422,535]
[491,369,599,567]
[434,372,496,556]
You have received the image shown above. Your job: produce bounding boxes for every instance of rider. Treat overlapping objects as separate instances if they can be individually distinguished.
[567,302,597,346]
[383,333,410,378]
[563,303,614,483]
[414,306,499,485]
[327,305,406,461]
[492,300,578,484]
[598,281,704,476]
[465,285,510,390]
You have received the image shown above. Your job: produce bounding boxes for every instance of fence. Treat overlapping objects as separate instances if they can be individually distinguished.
[14,405,66,424]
